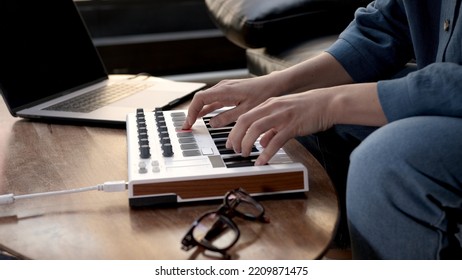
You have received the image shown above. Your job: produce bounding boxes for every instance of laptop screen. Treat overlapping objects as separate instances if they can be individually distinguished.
[0,0,108,115]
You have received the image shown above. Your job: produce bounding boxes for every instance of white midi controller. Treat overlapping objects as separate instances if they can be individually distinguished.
[126,108,308,207]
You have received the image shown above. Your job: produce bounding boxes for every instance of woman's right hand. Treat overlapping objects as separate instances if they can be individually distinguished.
[182,73,284,130]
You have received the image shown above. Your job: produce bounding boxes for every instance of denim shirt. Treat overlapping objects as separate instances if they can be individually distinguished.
[327,0,462,122]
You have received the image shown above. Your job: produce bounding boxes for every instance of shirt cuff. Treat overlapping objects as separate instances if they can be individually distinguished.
[326,38,382,83]
[377,78,413,122]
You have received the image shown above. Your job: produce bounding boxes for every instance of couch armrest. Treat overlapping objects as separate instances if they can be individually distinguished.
[205,0,369,49]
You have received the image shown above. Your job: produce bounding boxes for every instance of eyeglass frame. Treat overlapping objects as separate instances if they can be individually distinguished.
[181,188,269,257]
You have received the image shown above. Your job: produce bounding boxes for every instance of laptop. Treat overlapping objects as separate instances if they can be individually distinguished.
[0,0,206,126]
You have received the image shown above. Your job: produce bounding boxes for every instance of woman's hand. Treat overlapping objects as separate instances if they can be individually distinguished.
[226,90,334,165]
[182,74,285,130]
[226,83,387,165]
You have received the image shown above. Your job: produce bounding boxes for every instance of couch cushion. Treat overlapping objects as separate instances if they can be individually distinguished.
[246,34,338,75]
[205,0,369,49]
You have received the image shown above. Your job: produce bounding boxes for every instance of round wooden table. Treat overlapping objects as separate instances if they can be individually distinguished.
[0,100,338,259]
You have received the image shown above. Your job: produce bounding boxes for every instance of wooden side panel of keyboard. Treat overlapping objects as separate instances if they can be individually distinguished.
[133,171,305,199]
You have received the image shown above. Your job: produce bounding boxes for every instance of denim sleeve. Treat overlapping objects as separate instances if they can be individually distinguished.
[326,0,414,82]
[327,0,462,122]
[378,63,462,122]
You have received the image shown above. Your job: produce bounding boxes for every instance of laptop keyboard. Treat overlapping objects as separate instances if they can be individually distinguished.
[44,82,153,113]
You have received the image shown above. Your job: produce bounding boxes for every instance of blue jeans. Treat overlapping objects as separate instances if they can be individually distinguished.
[347,116,462,259]
[297,116,462,259]
[297,125,378,248]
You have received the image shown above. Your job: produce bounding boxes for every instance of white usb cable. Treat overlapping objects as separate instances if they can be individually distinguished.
[0,180,127,205]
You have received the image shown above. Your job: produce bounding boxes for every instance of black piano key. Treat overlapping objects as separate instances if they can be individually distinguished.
[215,143,227,149]
[216,145,259,153]
[213,138,259,154]
[218,148,237,155]
[213,139,227,147]
[210,132,230,139]
[222,155,258,168]
[223,155,258,162]
[225,161,256,168]
[214,142,227,149]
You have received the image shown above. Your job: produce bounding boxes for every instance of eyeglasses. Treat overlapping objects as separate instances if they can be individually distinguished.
[181,188,269,258]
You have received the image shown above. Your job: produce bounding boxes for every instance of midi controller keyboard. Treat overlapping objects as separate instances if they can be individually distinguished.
[126,108,308,207]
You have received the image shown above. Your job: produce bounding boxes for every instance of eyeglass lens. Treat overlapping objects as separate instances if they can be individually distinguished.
[192,213,239,251]
[226,190,265,220]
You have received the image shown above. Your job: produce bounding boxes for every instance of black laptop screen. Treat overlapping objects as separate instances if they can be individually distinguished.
[0,0,108,115]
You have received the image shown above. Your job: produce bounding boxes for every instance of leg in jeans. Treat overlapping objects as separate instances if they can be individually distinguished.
[296,125,377,247]
[347,116,462,259]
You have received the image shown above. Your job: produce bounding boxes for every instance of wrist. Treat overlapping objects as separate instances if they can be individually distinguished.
[329,83,386,127]
[261,71,293,97]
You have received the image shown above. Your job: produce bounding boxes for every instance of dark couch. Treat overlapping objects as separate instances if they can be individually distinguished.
[204,0,370,76]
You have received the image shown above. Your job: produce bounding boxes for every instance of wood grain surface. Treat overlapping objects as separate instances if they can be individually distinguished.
[0,100,338,259]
